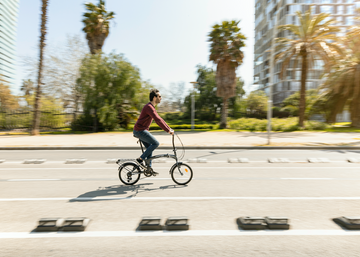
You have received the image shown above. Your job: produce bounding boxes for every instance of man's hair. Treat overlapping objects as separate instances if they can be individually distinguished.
[149,89,159,101]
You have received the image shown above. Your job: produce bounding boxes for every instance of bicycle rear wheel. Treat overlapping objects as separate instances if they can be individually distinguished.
[171,163,193,185]
[119,162,141,185]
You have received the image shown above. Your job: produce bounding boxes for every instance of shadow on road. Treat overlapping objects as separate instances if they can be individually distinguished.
[69,183,187,202]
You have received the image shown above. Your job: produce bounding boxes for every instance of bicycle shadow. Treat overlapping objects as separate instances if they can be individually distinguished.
[69,183,187,202]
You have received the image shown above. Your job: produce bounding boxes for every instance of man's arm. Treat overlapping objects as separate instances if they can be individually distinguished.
[146,105,172,133]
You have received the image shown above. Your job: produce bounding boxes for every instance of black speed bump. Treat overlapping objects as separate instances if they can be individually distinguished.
[265,217,290,230]
[237,217,267,230]
[165,216,189,231]
[139,216,163,231]
[36,218,64,232]
[333,216,360,230]
[62,217,91,231]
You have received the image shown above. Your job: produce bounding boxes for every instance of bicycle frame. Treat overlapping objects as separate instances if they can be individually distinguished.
[117,134,192,185]
[139,134,178,164]
[137,134,183,175]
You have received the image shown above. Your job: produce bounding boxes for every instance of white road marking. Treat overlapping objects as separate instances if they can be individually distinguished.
[1,196,360,202]
[3,178,351,182]
[281,178,335,180]
[1,230,360,239]
[7,179,60,181]
[1,166,360,171]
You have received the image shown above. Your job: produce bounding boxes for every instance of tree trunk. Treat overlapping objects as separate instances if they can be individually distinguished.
[73,93,80,121]
[87,33,107,55]
[31,0,48,136]
[93,108,98,132]
[299,50,308,128]
[219,98,228,129]
[351,65,360,128]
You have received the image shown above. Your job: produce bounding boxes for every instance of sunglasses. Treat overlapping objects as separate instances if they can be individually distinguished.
[157,95,162,98]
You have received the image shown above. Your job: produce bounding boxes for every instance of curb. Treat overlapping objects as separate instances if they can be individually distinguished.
[1,146,360,150]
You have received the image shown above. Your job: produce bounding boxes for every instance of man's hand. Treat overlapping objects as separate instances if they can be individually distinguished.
[169,129,174,135]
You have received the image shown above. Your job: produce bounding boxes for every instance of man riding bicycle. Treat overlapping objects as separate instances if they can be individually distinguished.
[133,89,174,175]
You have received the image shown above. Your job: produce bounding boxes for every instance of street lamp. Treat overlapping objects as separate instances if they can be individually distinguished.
[190,82,198,131]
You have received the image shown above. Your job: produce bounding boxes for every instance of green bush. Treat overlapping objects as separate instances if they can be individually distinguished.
[228,118,265,131]
[149,124,216,130]
[71,114,105,132]
[228,117,329,132]
[127,123,217,130]
[159,112,183,121]
[305,120,331,130]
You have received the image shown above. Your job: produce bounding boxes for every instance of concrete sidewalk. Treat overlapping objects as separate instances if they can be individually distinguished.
[1,131,360,149]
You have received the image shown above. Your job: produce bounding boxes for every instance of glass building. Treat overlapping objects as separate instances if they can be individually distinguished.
[0,0,19,85]
[254,0,360,105]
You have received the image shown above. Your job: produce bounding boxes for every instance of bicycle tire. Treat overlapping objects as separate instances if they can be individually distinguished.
[170,163,193,185]
[119,162,141,185]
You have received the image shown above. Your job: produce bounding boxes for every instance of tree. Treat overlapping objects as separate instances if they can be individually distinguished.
[20,79,34,96]
[276,8,342,127]
[208,20,246,128]
[320,34,360,127]
[183,65,245,121]
[281,89,321,118]
[228,78,245,118]
[31,0,48,136]
[246,91,268,114]
[76,52,148,131]
[0,81,19,110]
[192,65,222,120]
[82,0,115,54]
[22,35,88,115]
[168,82,186,112]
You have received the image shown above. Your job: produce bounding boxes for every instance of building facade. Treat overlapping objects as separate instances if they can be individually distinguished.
[254,0,360,105]
[0,0,19,85]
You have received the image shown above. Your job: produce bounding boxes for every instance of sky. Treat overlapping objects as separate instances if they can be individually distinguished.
[15,0,255,96]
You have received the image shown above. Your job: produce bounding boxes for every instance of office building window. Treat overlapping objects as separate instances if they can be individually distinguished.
[346,16,353,25]
[337,16,343,25]
[337,5,344,14]
[321,6,334,13]
[347,5,354,14]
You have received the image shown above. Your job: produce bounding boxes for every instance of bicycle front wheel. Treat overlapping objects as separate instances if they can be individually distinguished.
[119,162,141,185]
[171,163,193,185]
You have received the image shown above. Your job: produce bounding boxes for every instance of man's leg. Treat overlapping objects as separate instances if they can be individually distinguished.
[141,141,153,167]
[134,130,159,167]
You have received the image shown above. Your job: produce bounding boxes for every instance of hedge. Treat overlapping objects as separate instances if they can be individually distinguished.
[129,123,217,130]
[228,117,330,131]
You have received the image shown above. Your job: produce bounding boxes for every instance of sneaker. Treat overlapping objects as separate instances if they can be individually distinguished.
[151,168,159,176]
[136,158,145,167]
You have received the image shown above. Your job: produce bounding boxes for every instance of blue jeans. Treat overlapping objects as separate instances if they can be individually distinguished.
[133,130,160,167]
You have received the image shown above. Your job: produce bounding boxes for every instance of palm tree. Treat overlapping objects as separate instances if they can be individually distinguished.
[320,35,360,127]
[82,0,115,54]
[31,0,48,136]
[20,79,34,96]
[208,20,246,129]
[275,8,342,127]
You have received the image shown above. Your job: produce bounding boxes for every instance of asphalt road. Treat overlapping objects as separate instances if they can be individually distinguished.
[1,150,360,256]
[1,149,360,161]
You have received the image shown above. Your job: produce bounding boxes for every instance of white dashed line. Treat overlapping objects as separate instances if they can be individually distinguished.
[1,230,360,239]
[280,178,335,180]
[1,196,360,202]
[7,179,61,181]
